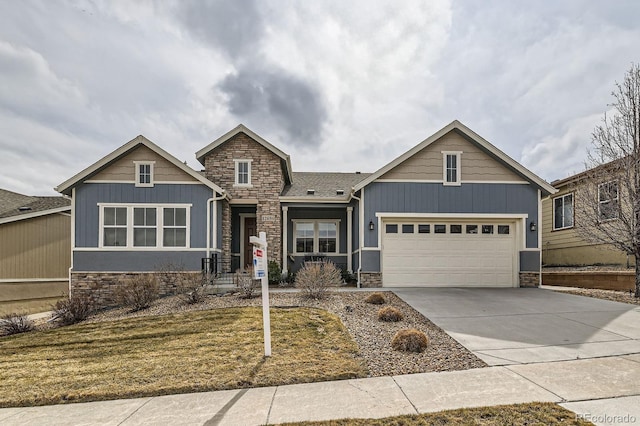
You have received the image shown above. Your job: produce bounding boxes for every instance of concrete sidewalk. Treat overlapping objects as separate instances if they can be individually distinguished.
[2,355,639,426]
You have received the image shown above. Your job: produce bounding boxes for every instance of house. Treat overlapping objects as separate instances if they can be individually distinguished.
[56,120,555,306]
[542,166,632,267]
[0,189,71,315]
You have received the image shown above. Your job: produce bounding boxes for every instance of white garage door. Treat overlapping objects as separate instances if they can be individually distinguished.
[382,221,517,287]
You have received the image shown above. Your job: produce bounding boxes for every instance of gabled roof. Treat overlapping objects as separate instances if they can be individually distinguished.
[353,120,557,195]
[195,124,293,185]
[281,172,370,202]
[0,188,70,224]
[55,135,224,196]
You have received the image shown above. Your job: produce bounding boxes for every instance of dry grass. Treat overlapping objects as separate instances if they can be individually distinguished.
[279,402,593,425]
[0,307,366,408]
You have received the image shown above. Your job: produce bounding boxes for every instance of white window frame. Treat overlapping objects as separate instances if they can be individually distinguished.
[133,207,158,247]
[598,181,619,221]
[553,193,574,230]
[234,159,253,187]
[102,206,128,247]
[134,161,155,187]
[293,220,340,254]
[98,203,191,250]
[442,151,462,186]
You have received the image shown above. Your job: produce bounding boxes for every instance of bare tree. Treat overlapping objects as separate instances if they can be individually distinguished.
[572,63,640,297]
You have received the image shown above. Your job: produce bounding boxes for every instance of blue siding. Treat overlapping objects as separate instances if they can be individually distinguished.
[74,251,205,272]
[364,182,539,248]
[361,250,380,272]
[520,251,541,272]
[75,183,214,249]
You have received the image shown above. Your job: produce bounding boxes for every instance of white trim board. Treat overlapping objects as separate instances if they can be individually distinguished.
[375,213,528,219]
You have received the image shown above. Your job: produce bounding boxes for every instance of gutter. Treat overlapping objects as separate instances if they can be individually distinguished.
[207,190,228,259]
[350,189,362,289]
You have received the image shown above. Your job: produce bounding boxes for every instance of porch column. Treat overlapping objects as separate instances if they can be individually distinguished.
[347,206,353,272]
[282,206,289,275]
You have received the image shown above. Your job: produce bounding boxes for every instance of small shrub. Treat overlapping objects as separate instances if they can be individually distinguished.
[295,260,342,299]
[235,268,259,299]
[378,306,403,322]
[0,312,34,336]
[116,274,159,311]
[365,292,386,305]
[178,272,208,305]
[156,261,185,290]
[268,261,282,285]
[53,293,94,325]
[391,329,429,353]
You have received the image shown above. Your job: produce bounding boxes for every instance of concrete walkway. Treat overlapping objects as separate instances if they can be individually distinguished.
[1,355,640,425]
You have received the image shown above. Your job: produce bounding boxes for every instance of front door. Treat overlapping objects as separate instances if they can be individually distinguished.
[243,216,257,269]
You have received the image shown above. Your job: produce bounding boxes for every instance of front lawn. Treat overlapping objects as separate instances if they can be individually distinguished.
[0,307,366,407]
[279,402,593,425]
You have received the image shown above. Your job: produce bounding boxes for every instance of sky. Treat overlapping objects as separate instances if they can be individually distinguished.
[0,0,638,196]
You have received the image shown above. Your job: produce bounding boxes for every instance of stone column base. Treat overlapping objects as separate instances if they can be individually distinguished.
[359,272,382,288]
[519,272,540,288]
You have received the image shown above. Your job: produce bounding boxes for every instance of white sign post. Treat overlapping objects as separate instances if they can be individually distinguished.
[250,231,271,357]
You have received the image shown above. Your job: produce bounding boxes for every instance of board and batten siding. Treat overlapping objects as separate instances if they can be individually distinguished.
[360,182,539,273]
[91,144,198,183]
[380,130,524,182]
[364,182,539,248]
[0,213,70,315]
[73,183,214,272]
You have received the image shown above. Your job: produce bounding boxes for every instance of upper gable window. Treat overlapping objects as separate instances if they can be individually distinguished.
[134,161,155,187]
[234,159,252,187]
[442,151,461,185]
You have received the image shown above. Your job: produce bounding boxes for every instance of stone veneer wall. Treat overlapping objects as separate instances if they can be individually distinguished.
[71,272,200,309]
[203,133,285,271]
[519,272,540,288]
[360,272,382,288]
[221,201,232,272]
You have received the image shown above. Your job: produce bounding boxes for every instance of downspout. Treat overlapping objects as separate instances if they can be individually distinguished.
[350,190,362,288]
[207,190,227,259]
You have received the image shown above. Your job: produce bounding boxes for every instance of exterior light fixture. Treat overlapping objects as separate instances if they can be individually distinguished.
[529,221,536,232]
[369,220,375,231]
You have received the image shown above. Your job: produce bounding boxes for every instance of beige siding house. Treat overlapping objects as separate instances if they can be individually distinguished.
[542,173,632,267]
[0,189,71,315]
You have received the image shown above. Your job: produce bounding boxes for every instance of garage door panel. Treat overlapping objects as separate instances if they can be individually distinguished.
[382,220,516,287]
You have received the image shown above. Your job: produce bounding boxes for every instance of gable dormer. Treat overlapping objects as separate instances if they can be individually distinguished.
[196,125,292,199]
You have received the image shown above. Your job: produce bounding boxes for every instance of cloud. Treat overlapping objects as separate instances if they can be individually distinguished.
[218,67,327,146]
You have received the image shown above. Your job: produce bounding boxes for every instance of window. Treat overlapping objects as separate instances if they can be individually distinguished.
[163,207,187,247]
[134,161,154,187]
[553,193,574,230]
[385,224,398,234]
[103,207,127,246]
[402,224,414,233]
[133,207,156,247]
[442,151,461,185]
[234,159,252,186]
[318,222,337,252]
[418,224,430,233]
[434,224,446,233]
[598,181,619,221]
[466,225,478,234]
[99,204,190,249]
[498,225,510,235]
[482,225,494,234]
[450,224,462,234]
[294,221,339,253]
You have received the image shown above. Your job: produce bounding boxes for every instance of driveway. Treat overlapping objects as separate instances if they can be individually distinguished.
[392,287,640,365]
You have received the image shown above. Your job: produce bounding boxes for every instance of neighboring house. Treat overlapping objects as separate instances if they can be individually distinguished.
[542,168,632,267]
[0,189,71,315]
[56,120,555,306]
